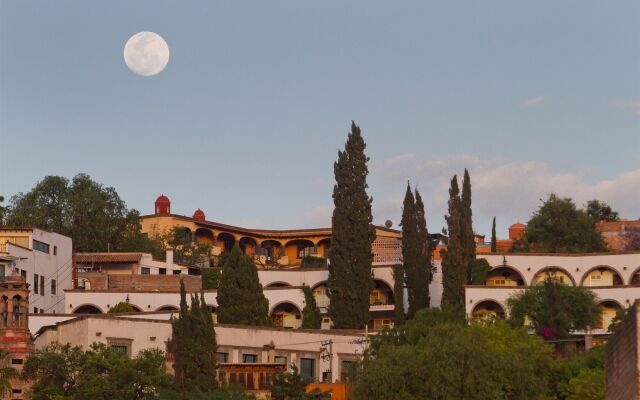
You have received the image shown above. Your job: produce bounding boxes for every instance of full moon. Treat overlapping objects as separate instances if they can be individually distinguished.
[124,32,170,76]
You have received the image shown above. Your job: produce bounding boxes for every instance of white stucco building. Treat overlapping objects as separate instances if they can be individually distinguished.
[0,228,73,314]
[466,252,640,333]
[33,313,368,383]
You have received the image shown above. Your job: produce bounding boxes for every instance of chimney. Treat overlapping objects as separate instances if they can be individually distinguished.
[166,248,174,267]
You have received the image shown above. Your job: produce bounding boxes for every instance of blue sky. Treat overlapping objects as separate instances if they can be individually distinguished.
[1,1,639,237]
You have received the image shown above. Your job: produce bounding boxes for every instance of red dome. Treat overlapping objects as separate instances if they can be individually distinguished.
[508,222,526,240]
[154,195,171,215]
[193,208,206,221]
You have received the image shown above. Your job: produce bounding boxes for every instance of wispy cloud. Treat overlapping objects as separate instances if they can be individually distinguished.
[371,154,640,237]
[621,100,640,116]
[523,96,544,107]
[383,153,416,166]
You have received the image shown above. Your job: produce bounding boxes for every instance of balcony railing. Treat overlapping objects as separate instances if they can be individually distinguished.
[0,243,6,253]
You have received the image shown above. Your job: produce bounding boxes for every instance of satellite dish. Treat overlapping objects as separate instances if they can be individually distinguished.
[385,220,393,228]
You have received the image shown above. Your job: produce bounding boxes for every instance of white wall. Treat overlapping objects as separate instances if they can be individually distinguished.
[35,316,368,383]
[5,229,73,314]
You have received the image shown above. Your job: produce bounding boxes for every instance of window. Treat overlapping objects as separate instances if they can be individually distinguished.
[40,276,45,296]
[12,388,21,394]
[173,270,181,275]
[53,246,57,256]
[216,352,229,363]
[111,344,129,355]
[141,267,150,275]
[107,338,132,357]
[34,274,39,294]
[33,240,50,254]
[300,358,315,380]
[11,358,23,365]
[51,279,57,295]
[297,245,316,258]
[341,360,354,382]
[0,264,5,278]
[159,268,166,275]
[33,307,38,314]
[242,354,258,363]
[274,356,287,365]
[20,270,26,280]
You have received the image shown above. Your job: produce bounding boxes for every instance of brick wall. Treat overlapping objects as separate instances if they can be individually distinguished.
[77,272,201,292]
[605,300,640,400]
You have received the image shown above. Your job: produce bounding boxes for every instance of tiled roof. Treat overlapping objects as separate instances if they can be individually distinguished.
[75,253,144,263]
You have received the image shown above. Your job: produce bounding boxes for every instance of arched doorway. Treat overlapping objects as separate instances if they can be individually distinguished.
[195,228,215,246]
[531,267,575,286]
[581,266,623,287]
[217,232,236,253]
[312,282,330,311]
[270,302,302,329]
[472,300,505,322]
[157,305,179,311]
[239,237,258,256]
[259,240,284,265]
[370,280,394,306]
[596,301,623,331]
[485,266,525,286]
[73,304,103,314]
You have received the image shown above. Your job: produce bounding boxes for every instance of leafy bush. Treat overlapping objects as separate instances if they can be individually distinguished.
[108,301,136,313]
[300,256,327,268]
[202,267,222,290]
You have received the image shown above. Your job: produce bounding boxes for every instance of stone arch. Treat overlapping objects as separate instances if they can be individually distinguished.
[580,265,624,287]
[157,305,179,312]
[311,281,330,310]
[265,282,292,288]
[628,266,640,285]
[485,266,526,286]
[73,304,104,314]
[239,237,258,256]
[270,301,302,329]
[258,240,284,264]
[370,279,394,306]
[216,232,236,252]
[317,238,331,258]
[531,266,576,286]
[195,228,215,246]
[595,299,624,331]
[284,239,316,261]
[128,304,143,312]
[471,300,506,321]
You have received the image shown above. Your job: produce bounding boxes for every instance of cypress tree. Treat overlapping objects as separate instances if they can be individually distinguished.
[440,175,466,308]
[400,183,420,318]
[170,280,217,392]
[301,286,322,329]
[491,217,497,252]
[414,189,433,309]
[461,169,476,285]
[392,264,405,326]
[328,121,375,329]
[217,244,271,326]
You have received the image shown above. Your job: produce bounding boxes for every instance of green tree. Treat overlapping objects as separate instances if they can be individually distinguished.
[169,280,218,392]
[23,343,173,400]
[6,174,157,252]
[491,216,497,252]
[470,258,491,285]
[353,310,553,400]
[328,121,375,329]
[108,302,136,313]
[269,364,331,400]
[217,244,270,326]
[440,175,466,308]
[400,184,420,317]
[301,286,322,329]
[0,195,7,225]
[564,368,604,400]
[392,264,405,326]
[524,194,608,253]
[414,189,434,312]
[585,199,619,222]
[159,226,211,267]
[460,169,475,284]
[507,278,600,339]
[202,267,222,290]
